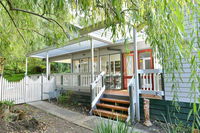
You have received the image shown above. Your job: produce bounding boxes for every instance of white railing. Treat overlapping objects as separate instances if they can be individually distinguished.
[127,76,136,123]
[127,69,164,123]
[138,69,164,96]
[51,72,99,91]
[90,71,105,109]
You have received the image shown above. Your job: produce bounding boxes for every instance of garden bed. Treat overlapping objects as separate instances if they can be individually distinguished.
[0,103,92,133]
[51,90,91,115]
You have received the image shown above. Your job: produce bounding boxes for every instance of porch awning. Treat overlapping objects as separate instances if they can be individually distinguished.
[28,27,145,59]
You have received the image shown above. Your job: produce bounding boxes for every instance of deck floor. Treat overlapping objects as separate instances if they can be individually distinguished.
[104,89,129,96]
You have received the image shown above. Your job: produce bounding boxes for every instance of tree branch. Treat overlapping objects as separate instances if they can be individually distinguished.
[6,0,70,39]
[0,1,27,44]
[19,28,46,37]
[19,28,61,45]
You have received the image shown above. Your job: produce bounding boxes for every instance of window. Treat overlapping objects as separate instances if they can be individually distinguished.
[100,55,109,74]
[80,58,89,73]
[73,60,80,73]
[110,54,121,75]
[139,52,151,69]
[89,57,98,72]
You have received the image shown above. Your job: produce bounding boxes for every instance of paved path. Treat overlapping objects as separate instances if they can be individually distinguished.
[28,101,147,133]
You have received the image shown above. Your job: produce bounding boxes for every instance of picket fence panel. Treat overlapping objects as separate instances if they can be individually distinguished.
[42,76,56,100]
[0,75,56,104]
[26,76,42,103]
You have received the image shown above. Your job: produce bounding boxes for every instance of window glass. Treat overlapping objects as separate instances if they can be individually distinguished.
[89,57,98,72]
[80,58,89,73]
[100,55,109,74]
[139,52,151,69]
[110,54,121,75]
[73,60,79,73]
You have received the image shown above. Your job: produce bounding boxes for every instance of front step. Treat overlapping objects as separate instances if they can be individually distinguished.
[100,98,130,105]
[93,109,128,121]
[96,103,128,112]
[92,91,130,121]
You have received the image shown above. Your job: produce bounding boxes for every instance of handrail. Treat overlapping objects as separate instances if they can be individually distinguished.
[127,69,165,123]
[90,71,106,109]
[138,69,164,96]
[138,69,162,74]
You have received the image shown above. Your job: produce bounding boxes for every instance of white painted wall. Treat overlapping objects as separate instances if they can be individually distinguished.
[164,12,200,103]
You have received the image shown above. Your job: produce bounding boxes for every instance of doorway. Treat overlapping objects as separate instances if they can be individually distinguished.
[100,54,121,89]
[123,49,153,89]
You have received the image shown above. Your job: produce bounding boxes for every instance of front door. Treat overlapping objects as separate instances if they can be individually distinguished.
[123,53,134,89]
[123,49,153,89]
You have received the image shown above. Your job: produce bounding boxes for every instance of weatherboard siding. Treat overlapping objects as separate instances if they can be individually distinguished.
[164,13,200,103]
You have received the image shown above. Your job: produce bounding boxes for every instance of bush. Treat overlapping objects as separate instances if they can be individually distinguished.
[4,73,24,81]
[58,91,74,105]
[0,101,14,108]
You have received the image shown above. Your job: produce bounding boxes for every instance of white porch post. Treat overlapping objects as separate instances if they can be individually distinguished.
[90,39,94,82]
[97,48,100,72]
[133,28,140,121]
[71,54,73,73]
[46,52,49,78]
[25,57,28,76]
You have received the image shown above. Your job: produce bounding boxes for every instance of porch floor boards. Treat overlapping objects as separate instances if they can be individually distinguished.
[104,89,129,96]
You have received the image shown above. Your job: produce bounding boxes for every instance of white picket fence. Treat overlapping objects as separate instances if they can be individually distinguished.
[0,75,56,104]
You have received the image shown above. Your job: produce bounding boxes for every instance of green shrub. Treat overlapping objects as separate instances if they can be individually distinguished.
[4,73,24,81]
[0,101,14,108]
[58,91,74,105]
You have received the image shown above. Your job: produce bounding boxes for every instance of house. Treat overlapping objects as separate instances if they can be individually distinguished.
[27,16,199,124]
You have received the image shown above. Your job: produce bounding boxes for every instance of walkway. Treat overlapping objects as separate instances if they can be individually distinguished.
[28,101,147,133]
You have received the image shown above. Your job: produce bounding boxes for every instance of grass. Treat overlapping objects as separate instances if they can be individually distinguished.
[160,114,192,133]
[94,119,140,133]
[4,73,25,81]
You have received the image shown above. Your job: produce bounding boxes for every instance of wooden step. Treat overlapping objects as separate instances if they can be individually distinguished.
[96,103,128,112]
[100,98,130,105]
[93,109,128,121]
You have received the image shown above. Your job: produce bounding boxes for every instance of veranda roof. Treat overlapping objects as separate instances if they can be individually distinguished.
[28,27,145,59]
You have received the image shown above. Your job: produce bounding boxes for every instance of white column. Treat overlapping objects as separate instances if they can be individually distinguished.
[46,52,49,77]
[71,54,73,73]
[133,28,140,121]
[97,48,100,72]
[48,63,51,75]
[90,39,94,82]
[25,57,28,76]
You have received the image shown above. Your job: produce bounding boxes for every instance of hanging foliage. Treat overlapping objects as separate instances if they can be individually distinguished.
[0,0,200,129]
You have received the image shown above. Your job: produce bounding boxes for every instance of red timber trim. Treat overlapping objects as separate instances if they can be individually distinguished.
[122,49,154,90]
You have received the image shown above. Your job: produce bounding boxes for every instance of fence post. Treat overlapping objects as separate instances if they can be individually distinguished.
[24,76,27,103]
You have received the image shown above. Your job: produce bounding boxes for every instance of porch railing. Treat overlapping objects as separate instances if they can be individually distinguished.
[51,72,99,91]
[138,69,164,96]
[128,69,164,123]
[90,71,106,109]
